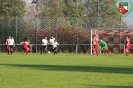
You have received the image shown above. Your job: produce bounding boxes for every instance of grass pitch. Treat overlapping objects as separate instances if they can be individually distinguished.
[0,53,133,88]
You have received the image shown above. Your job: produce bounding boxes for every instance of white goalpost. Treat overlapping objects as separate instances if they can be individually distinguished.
[91,28,133,55]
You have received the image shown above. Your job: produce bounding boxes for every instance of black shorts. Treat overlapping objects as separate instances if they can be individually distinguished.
[41,45,47,50]
[53,47,57,51]
[49,44,53,48]
[9,45,13,48]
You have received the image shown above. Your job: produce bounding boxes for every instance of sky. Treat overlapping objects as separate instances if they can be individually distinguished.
[24,0,32,4]
[23,0,133,25]
[117,0,133,26]
[124,0,133,26]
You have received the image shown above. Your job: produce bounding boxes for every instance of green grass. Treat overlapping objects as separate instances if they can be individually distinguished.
[0,53,133,88]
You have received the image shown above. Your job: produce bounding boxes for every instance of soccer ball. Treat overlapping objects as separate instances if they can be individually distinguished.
[48,51,50,54]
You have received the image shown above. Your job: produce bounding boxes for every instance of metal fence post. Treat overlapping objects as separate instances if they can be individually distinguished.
[15,16,18,44]
[91,29,92,55]
[36,18,38,53]
[56,17,58,40]
[15,16,18,52]
[76,17,78,54]
[76,0,79,54]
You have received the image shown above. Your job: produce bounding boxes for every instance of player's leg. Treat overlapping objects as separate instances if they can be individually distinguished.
[50,45,53,53]
[104,48,107,54]
[8,46,11,55]
[48,45,52,53]
[92,46,96,55]
[26,49,28,55]
[40,46,44,54]
[23,47,29,55]
[6,46,9,55]
[96,49,99,56]
[25,47,32,55]
[125,46,130,56]
[95,45,99,56]
[53,47,57,55]
[44,46,47,54]
[102,47,106,54]
[55,47,57,55]
[53,48,55,55]
[105,45,108,54]
[28,48,32,53]
[25,47,28,55]
[99,47,103,54]
[10,45,13,55]
[125,49,129,56]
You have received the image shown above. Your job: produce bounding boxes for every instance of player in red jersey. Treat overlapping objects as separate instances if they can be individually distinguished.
[92,35,99,56]
[20,41,32,55]
[125,36,131,56]
[6,36,11,55]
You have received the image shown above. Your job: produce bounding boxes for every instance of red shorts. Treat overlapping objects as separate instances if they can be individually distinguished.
[23,47,28,50]
[93,45,98,50]
[6,45,9,49]
[126,45,130,50]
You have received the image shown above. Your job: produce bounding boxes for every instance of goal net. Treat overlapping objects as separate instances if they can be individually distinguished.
[91,29,133,54]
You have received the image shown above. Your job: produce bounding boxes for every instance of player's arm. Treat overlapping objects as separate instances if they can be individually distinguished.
[47,40,50,45]
[6,40,9,48]
[20,42,24,44]
[57,42,59,46]
[13,40,15,47]
[42,39,45,44]
[29,43,32,47]
[13,42,15,47]
[49,39,51,43]
[6,40,8,45]
[99,43,101,49]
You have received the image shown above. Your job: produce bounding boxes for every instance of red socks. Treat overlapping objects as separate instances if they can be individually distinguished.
[26,50,32,55]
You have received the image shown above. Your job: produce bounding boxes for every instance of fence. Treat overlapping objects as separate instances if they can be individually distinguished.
[0,16,133,53]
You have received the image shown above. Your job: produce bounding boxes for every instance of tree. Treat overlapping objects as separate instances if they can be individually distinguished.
[84,0,128,28]
[63,0,85,17]
[38,0,65,17]
[0,0,26,44]
[0,0,26,17]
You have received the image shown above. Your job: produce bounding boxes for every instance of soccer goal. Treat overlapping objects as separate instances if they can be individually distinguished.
[91,28,133,54]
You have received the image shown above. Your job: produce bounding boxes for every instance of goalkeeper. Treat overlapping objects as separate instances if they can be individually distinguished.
[99,40,108,54]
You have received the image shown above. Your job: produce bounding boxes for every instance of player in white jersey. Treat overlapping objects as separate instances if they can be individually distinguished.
[52,40,59,55]
[49,36,55,53]
[40,36,48,54]
[8,36,15,55]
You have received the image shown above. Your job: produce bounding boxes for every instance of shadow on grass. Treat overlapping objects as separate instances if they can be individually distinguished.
[88,85,133,88]
[0,64,133,74]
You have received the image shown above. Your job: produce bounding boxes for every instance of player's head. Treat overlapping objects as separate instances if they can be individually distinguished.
[95,35,98,37]
[100,39,103,42]
[126,36,129,39]
[44,36,47,39]
[27,40,30,43]
[11,36,13,39]
[93,35,96,38]
[54,40,57,42]
[51,35,54,39]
